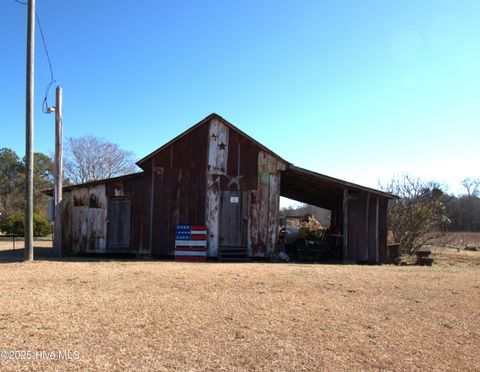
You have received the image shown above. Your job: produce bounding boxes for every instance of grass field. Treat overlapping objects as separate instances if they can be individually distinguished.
[427,231,480,249]
[0,246,479,371]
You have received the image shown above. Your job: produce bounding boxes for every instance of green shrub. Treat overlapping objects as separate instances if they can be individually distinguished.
[0,212,24,236]
[0,212,52,237]
[33,213,52,237]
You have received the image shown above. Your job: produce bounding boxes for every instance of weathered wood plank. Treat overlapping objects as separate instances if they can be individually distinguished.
[276,159,287,171]
[266,153,277,174]
[106,198,132,250]
[364,194,377,263]
[365,193,370,261]
[205,119,230,257]
[256,172,270,256]
[343,188,349,261]
[71,188,88,252]
[258,151,268,173]
[205,175,220,257]
[247,190,258,256]
[376,196,379,262]
[267,173,281,256]
[87,208,107,252]
[71,206,87,253]
[72,188,88,207]
[208,118,229,174]
[86,185,107,253]
[60,191,73,255]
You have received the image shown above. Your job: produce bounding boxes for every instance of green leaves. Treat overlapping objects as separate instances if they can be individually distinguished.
[0,212,52,237]
[0,148,54,218]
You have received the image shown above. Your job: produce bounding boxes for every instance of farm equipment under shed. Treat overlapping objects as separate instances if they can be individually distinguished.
[282,216,343,261]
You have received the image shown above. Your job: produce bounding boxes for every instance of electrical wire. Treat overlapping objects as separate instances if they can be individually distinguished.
[14,0,57,113]
[35,12,56,113]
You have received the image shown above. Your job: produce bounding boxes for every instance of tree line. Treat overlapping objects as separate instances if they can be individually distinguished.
[0,148,54,218]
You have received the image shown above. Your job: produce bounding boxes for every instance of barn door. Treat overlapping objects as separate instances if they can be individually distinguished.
[106,197,131,252]
[219,191,249,260]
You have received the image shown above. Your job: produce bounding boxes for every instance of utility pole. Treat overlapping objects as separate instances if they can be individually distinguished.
[53,86,63,257]
[25,0,35,262]
[54,86,63,208]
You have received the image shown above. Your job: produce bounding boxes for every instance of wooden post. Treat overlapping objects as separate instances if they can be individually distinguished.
[53,202,63,257]
[375,196,379,262]
[342,188,348,261]
[365,193,370,262]
[149,161,155,254]
[53,86,63,257]
[24,0,35,262]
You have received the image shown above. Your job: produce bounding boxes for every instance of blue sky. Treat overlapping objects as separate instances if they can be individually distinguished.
[1,0,479,201]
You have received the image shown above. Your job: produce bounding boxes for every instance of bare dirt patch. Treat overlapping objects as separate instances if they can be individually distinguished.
[0,255,479,370]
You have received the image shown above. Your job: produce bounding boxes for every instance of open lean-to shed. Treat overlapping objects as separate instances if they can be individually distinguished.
[50,113,396,262]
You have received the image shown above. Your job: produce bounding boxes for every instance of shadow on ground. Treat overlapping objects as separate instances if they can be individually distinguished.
[0,247,57,262]
[0,247,147,263]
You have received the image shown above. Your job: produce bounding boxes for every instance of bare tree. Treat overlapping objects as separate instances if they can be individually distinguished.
[64,135,138,184]
[381,174,450,255]
[461,178,480,198]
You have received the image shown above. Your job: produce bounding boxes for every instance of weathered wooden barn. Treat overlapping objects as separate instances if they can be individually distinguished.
[52,113,395,262]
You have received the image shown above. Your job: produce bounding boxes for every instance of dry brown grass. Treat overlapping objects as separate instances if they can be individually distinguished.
[428,231,480,249]
[430,246,480,267]
[0,250,479,371]
[0,237,53,250]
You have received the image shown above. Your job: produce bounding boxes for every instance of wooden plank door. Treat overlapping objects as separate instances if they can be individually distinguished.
[219,191,249,259]
[106,197,132,252]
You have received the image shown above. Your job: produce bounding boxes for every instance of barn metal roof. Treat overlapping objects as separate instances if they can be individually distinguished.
[43,172,145,196]
[281,165,397,209]
[136,113,289,168]
[44,114,397,203]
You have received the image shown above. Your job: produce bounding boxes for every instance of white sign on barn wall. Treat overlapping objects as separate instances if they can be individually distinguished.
[230,196,239,203]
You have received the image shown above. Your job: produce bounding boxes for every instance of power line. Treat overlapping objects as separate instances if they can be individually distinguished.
[14,0,57,113]
[35,12,56,113]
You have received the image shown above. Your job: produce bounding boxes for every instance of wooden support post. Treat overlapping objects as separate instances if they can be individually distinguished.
[375,196,379,262]
[53,202,63,257]
[24,0,35,262]
[149,161,155,254]
[365,193,370,262]
[342,188,348,261]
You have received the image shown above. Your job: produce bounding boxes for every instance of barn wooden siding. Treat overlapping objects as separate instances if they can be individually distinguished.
[205,119,286,257]
[57,116,287,257]
[55,113,394,262]
[280,165,393,263]
[59,173,150,254]
[144,117,286,257]
[61,184,107,254]
[344,191,388,263]
[144,123,209,256]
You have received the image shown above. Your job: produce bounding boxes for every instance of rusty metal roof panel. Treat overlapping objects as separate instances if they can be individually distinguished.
[282,165,398,200]
[136,113,289,169]
[43,172,145,196]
